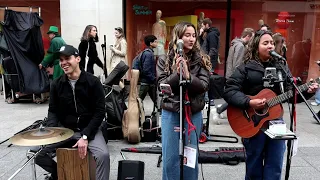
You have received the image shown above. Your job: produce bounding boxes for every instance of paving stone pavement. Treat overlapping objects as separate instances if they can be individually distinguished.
[1,91,320,180]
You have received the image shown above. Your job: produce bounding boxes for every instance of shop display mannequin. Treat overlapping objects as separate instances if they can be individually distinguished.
[152,10,166,56]
[258,19,264,27]
[197,12,205,33]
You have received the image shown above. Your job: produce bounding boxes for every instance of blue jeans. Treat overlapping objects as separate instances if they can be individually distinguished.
[161,109,203,180]
[243,129,286,180]
[315,88,320,104]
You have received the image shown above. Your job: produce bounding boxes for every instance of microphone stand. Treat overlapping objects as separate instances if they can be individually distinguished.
[101,35,108,78]
[158,54,187,180]
[178,54,187,180]
[277,62,320,180]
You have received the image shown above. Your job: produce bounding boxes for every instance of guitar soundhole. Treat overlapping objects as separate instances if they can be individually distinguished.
[254,106,269,116]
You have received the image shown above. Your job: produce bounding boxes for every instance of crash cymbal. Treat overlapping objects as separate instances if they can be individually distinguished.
[10,127,74,146]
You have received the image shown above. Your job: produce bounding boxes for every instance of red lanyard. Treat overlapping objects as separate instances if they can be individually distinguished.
[184,90,196,142]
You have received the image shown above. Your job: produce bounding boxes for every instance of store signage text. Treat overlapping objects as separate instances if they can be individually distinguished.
[133,5,152,15]
[275,19,294,23]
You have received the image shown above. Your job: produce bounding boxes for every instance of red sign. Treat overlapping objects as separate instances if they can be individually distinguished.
[276,11,290,29]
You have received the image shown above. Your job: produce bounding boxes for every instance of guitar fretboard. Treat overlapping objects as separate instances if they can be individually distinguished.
[267,79,317,107]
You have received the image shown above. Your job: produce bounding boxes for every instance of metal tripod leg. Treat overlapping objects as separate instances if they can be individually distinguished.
[28,150,37,180]
[157,154,162,167]
[206,134,239,143]
[8,147,42,180]
[204,103,238,143]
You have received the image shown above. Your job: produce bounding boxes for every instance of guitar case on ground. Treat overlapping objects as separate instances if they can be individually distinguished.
[122,69,141,143]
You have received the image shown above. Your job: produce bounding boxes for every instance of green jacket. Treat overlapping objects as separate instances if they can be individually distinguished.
[41,36,66,79]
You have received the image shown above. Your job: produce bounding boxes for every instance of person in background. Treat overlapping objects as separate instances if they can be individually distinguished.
[260,24,271,32]
[224,30,318,180]
[225,28,254,79]
[138,35,158,107]
[215,28,254,117]
[198,12,205,46]
[258,19,264,28]
[272,32,287,60]
[157,21,211,180]
[201,18,220,71]
[312,60,320,106]
[39,26,66,80]
[201,18,220,106]
[78,25,104,74]
[109,27,127,75]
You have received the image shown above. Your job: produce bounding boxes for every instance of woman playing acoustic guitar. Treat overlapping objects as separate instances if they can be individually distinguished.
[224,30,318,180]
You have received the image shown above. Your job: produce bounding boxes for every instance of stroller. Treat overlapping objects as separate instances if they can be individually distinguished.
[102,61,129,140]
[0,10,49,104]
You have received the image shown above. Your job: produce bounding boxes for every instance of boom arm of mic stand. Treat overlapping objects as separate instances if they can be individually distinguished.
[278,63,320,180]
[278,63,320,123]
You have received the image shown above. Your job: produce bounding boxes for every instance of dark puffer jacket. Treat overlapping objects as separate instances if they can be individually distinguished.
[201,27,220,69]
[157,50,210,113]
[224,60,313,109]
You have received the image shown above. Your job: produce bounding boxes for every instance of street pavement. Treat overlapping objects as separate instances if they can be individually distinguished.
[1,91,320,180]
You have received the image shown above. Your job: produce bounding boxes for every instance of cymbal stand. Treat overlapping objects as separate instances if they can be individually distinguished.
[8,146,43,180]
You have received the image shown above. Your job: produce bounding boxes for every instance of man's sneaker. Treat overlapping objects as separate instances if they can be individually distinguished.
[44,174,56,180]
[216,104,227,119]
[218,113,226,119]
[210,107,221,125]
[311,102,319,106]
[209,99,215,106]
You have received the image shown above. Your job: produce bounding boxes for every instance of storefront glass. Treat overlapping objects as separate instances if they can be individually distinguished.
[126,0,320,82]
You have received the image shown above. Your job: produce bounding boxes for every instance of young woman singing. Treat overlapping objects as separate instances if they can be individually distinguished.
[157,21,211,180]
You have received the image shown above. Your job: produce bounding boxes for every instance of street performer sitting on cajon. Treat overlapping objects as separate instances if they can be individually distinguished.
[33,45,110,180]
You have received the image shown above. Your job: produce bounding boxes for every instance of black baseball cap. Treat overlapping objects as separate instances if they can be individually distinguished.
[58,45,79,56]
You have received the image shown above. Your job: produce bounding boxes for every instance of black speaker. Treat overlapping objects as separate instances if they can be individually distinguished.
[117,160,145,180]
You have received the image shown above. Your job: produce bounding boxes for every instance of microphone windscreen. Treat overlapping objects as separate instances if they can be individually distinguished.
[177,39,184,44]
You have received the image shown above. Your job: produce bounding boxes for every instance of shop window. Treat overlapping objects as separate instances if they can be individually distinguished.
[126,0,320,80]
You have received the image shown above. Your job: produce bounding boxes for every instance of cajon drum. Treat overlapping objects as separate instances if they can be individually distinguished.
[57,148,96,180]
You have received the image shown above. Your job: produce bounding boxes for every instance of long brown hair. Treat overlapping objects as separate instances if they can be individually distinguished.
[81,25,99,42]
[244,30,273,63]
[273,33,285,56]
[164,21,211,72]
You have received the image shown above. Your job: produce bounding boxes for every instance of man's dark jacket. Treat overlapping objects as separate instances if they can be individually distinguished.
[47,71,106,140]
[140,47,156,84]
[201,27,220,69]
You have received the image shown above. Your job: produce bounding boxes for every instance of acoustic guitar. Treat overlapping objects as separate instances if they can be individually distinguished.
[227,78,319,138]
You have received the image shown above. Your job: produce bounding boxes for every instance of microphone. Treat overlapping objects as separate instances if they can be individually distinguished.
[277,70,285,93]
[176,39,184,57]
[269,50,286,62]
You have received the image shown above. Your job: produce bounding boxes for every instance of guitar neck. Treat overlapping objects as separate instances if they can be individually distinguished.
[267,81,313,107]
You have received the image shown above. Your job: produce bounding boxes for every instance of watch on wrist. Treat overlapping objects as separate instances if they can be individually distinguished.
[82,135,88,140]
